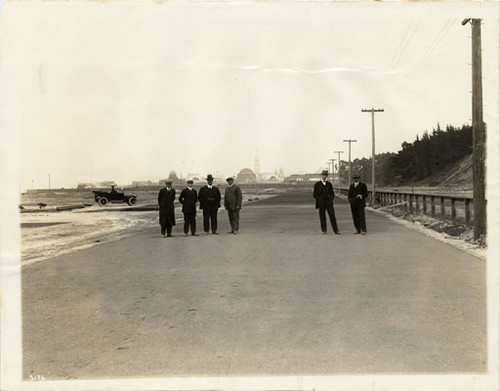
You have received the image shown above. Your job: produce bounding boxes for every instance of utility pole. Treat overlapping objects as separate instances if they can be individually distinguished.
[343,139,357,185]
[362,108,384,204]
[333,150,344,192]
[329,158,336,173]
[463,18,487,240]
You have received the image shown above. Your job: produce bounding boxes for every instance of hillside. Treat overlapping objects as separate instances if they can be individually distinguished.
[415,154,473,189]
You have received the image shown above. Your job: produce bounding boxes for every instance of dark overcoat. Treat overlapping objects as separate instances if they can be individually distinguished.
[198,185,221,210]
[179,188,198,214]
[348,181,369,207]
[158,187,176,226]
[313,180,335,209]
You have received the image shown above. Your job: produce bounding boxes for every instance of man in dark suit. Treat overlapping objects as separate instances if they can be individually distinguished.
[179,179,198,236]
[158,180,176,237]
[198,174,221,235]
[224,177,242,235]
[348,174,369,235]
[313,169,340,235]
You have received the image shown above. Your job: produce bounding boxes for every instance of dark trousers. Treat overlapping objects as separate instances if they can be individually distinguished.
[227,209,240,232]
[203,208,218,233]
[350,204,367,233]
[183,212,196,234]
[318,203,339,233]
[160,224,173,236]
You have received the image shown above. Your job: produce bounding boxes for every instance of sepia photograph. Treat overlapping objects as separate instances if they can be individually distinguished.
[0,1,499,390]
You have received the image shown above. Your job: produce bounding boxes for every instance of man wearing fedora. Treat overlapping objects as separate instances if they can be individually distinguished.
[224,177,242,235]
[158,180,176,237]
[198,174,222,235]
[313,169,340,235]
[179,179,199,236]
[348,173,369,235]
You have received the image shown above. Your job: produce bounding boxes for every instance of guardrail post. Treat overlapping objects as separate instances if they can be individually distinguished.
[465,199,471,227]
[431,196,435,217]
[409,194,413,213]
[451,198,457,224]
[415,194,420,214]
[440,196,445,219]
[423,195,427,215]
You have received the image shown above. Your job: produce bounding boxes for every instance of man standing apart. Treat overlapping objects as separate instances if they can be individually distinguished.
[348,174,368,235]
[313,169,340,235]
[198,174,221,235]
[158,180,176,237]
[179,179,198,236]
[224,177,242,235]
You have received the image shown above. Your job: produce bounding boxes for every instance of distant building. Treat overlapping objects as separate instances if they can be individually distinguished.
[76,183,94,189]
[131,180,154,187]
[285,173,324,183]
[236,168,257,183]
[186,173,203,183]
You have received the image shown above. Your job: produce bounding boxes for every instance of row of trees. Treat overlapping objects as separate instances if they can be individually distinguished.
[338,124,472,186]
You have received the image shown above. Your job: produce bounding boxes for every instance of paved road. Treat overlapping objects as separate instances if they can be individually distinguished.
[22,192,486,379]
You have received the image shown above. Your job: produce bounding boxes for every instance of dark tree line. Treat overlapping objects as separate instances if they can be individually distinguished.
[339,124,472,186]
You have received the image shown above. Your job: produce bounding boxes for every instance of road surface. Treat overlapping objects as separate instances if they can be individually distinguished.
[22,192,486,379]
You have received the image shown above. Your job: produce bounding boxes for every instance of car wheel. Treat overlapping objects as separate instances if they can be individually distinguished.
[98,197,109,206]
[127,196,137,206]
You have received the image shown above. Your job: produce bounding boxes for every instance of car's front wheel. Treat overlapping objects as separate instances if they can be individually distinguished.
[98,197,109,206]
[127,196,137,206]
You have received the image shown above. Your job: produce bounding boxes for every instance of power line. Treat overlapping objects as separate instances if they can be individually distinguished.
[388,18,421,71]
[412,18,456,73]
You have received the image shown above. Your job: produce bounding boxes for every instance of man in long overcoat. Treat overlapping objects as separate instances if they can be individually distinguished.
[313,169,340,235]
[224,177,242,235]
[198,174,222,235]
[348,173,369,235]
[179,179,199,236]
[158,180,176,237]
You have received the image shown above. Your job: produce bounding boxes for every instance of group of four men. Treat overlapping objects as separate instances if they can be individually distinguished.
[158,170,368,237]
[158,175,242,237]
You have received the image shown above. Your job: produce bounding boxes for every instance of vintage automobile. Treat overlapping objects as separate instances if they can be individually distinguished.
[92,187,137,206]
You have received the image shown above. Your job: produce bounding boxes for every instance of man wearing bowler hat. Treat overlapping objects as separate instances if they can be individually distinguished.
[348,173,368,235]
[179,179,199,236]
[198,174,222,235]
[158,180,176,237]
[313,169,340,235]
[224,177,242,235]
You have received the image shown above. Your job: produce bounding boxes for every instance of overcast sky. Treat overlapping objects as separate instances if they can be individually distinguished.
[1,1,498,190]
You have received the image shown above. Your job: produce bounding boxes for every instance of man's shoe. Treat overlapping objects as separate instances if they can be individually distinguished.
[213,232,219,235]
[228,231,234,234]
[361,231,366,235]
[161,234,166,238]
[192,233,199,236]
[335,232,341,235]
[184,233,188,237]
[167,234,173,237]
[354,231,360,235]
[322,231,327,235]
[204,232,209,235]
[233,231,239,235]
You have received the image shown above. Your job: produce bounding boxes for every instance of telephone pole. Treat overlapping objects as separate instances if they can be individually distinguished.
[463,18,486,240]
[362,108,384,203]
[333,150,344,192]
[342,139,357,184]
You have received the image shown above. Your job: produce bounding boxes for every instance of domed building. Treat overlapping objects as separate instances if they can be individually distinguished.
[236,168,257,183]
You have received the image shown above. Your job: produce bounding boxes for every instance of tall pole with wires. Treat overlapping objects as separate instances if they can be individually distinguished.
[362,108,384,204]
[343,139,357,185]
[333,150,344,192]
[463,18,486,240]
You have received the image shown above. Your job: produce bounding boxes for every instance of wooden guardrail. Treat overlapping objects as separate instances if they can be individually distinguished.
[336,187,476,227]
